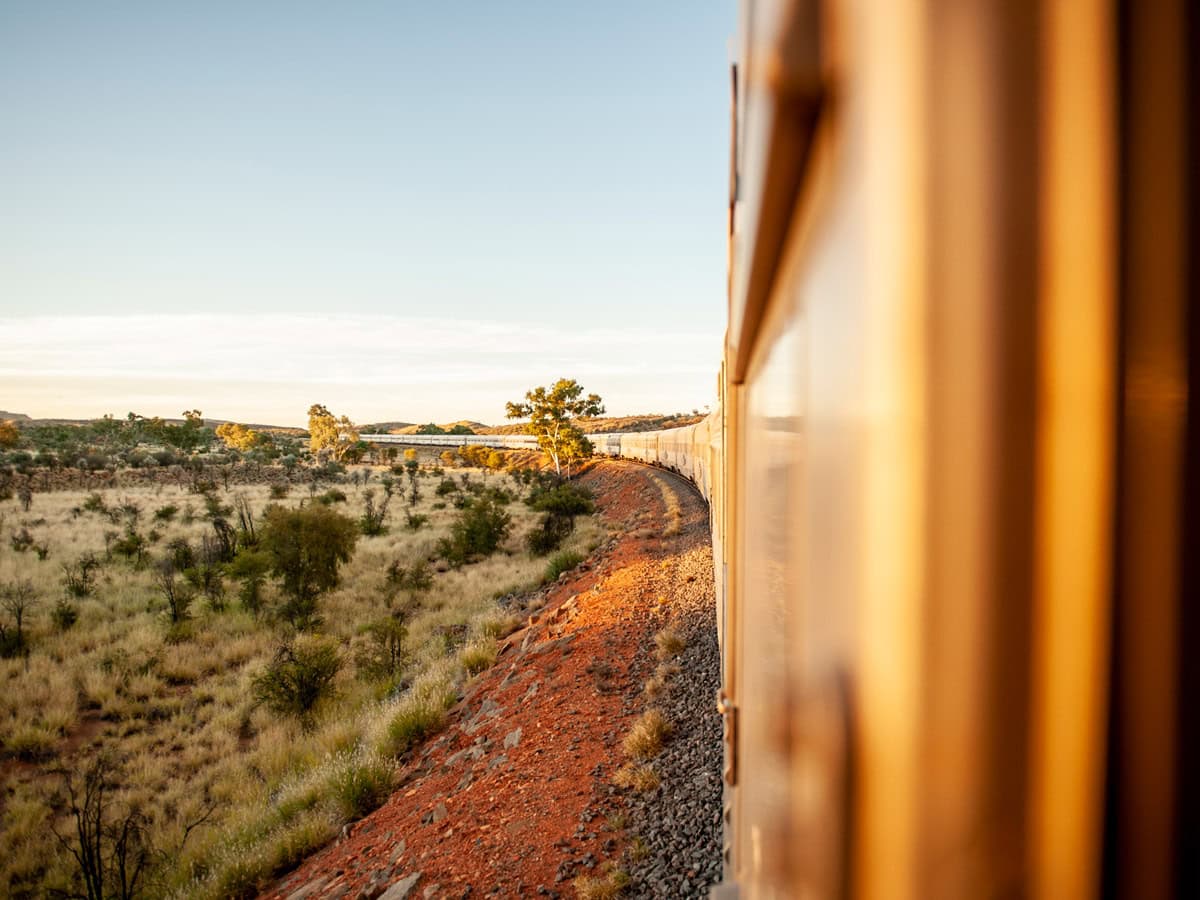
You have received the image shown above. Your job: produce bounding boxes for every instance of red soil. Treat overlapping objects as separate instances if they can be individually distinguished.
[261,460,697,900]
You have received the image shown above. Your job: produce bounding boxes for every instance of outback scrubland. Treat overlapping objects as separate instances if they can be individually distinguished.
[0,426,603,898]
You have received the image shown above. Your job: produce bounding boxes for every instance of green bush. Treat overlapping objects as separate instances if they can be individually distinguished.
[526,511,574,556]
[528,481,595,516]
[436,496,512,566]
[260,504,358,628]
[252,638,342,727]
[545,549,584,582]
[227,548,272,614]
[358,490,390,536]
[153,503,179,522]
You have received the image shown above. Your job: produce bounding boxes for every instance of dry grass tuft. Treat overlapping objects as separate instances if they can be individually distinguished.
[612,762,661,792]
[622,708,671,761]
[642,674,668,701]
[653,626,685,661]
[459,637,498,675]
[573,865,631,899]
[0,468,605,897]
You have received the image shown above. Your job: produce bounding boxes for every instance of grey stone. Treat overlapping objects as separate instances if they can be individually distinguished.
[503,727,522,749]
[486,753,508,771]
[379,872,422,900]
[431,801,448,823]
[286,877,329,900]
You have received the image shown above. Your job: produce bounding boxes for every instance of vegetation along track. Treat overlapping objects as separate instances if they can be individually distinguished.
[262,459,721,899]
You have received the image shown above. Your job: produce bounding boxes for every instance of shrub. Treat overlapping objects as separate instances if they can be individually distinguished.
[260,504,358,628]
[0,627,23,659]
[51,599,79,631]
[403,512,428,532]
[252,638,342,727]
[269,483,289,499]
[435,478,459,496]
[528,481,595,517]
[10,527,34,553]
[153,503,179,522]
[358,490,390,536]
[544,549,584,582]
[154,558,194,625]
[227,548,272,614]
[436,497,512,566]
[525,511,574,556]
[62,554,101,598]
[385,559,433,595]
[1,578,37,657]
[316,488,347,506]
[111,527,147,567]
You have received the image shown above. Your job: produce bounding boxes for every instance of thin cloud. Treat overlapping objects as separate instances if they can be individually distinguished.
[1,314,718,423]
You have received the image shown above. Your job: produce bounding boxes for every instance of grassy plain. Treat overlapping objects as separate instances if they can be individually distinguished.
[0,460,601,897]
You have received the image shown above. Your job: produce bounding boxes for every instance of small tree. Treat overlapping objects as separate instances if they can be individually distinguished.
[1,579,37,658]
[307,404,359,461]
[215,422,266,452]
[259,504,358,627]
[252,638,342,727]
[356,613,408,682]
[505,378,603,476]
[227,548,272,615]
[359,489,390,536]
[154,558,194,625]
[0,419,20,449]
[437,496,512,566]
[50,754,153,900]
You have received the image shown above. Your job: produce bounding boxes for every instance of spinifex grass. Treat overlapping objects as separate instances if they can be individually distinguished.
[0,464,601,897]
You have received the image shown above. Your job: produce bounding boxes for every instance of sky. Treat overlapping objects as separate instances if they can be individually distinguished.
[0,1,733,427]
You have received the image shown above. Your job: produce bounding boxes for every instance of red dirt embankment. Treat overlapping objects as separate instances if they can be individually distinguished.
[260,459,711,900]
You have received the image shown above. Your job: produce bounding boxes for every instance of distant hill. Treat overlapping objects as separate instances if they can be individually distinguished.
[360,421,486,435]
[479,413,707,435]
[0,412,306,435]
[3,411,707,437]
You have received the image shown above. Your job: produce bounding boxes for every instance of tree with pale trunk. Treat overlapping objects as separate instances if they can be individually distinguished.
[505,379,604,477]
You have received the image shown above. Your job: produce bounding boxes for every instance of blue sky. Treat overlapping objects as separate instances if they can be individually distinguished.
[0,2,732,426]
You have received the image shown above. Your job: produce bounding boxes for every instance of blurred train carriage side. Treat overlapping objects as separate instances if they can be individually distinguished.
[369,2,1196,895]
[705,0,1198,898]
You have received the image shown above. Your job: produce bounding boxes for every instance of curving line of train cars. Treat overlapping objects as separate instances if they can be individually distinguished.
[360,423,720,505]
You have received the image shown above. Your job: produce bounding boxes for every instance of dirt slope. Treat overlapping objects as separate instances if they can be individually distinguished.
[260,460,719,899]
